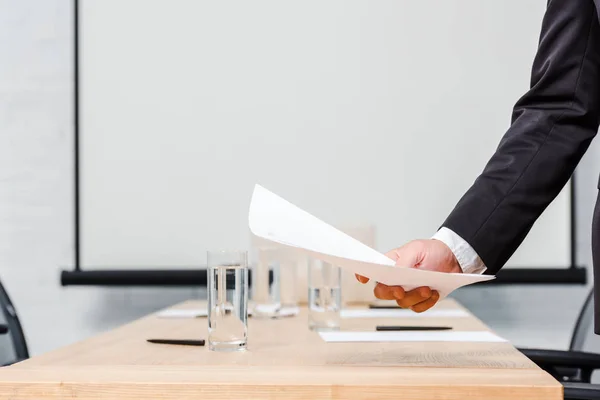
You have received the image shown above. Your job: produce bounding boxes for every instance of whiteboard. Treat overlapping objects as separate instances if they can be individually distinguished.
[79,0,571,269]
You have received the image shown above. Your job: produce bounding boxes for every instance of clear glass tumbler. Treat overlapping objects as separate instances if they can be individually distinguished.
[279,260,298,308]
[308,259,342,331]
[251,248,281,318]
[207,250,248,351]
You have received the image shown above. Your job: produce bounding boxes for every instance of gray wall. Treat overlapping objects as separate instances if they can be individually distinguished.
[1,0,597,357]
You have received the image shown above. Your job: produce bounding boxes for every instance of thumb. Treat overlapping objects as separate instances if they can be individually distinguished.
[385,241,425,268]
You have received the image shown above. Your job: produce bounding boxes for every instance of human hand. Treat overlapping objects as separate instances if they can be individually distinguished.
[355,239,461,312]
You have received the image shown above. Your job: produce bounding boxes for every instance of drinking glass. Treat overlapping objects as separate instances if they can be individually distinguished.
[207,250,248,351]
[279,258,298,309]
[251,248,281,317]
[308,259,341,331]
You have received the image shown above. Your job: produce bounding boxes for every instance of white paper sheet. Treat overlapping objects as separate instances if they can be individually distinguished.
[248,184,495,299]
[253,305,300,317]
[319,331,507,343]
[275,306,300,317]
[156,309,208,318]
[341,308,469,318]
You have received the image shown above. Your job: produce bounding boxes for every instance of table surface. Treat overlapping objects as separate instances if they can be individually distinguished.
[0,299,562,399]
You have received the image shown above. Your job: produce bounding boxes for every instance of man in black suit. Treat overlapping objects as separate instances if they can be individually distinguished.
[356,0,600,332]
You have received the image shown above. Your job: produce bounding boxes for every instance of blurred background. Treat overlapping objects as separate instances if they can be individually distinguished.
[1,0,598,370]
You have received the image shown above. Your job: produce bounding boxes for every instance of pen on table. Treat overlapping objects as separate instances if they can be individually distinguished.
[147,339,205,346]
[368,304,402,309]
[375,326,452,331]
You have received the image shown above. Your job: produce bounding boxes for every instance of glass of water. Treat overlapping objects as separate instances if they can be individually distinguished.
[207,250,248,351]
[308,259,341,331]
[279,257,299,309]
[251,248,281,318]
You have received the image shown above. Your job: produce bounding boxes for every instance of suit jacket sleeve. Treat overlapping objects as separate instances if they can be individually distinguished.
[442,0,600,274]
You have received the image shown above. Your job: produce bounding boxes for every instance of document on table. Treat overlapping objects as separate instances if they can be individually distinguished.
[319,331,507,343]
[340,308,469,318]
[156,309,208,318]
[248,184,494,299]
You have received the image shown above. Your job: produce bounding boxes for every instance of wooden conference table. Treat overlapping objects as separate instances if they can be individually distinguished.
[0,299,561,399]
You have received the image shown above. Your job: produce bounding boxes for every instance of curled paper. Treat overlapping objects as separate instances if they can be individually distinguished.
[248,184,494,299]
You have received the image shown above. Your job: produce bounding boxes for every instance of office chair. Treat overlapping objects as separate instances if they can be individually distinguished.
[0,278,28,365]
[562,383,600,400]
[515,288,600,399]
[517,289,599,383]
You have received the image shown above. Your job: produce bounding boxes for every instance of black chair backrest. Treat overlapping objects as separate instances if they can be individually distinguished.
[571,288,595,352]
[0,279,28,361]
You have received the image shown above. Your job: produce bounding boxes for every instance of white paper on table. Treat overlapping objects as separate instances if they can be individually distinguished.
[248,184,494,299]
[319,331,507,343]
[252,304,300,317]
[341,308,469,318]
[276,306,300,317]
[156,309,208,318]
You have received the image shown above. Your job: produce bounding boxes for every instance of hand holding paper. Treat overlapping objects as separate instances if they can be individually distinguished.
[357,239,464,312]
[248,184,494,302]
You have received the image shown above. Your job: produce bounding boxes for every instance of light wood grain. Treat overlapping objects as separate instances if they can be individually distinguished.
[0,299,562,399]
[0,366,561,400]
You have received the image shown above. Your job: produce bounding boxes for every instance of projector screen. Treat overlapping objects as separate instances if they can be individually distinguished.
[78,0,572,270]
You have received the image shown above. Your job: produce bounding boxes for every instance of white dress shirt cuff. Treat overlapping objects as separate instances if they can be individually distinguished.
[432,227,487,274]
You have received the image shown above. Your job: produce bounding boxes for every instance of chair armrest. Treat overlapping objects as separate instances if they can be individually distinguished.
[563,382,600,400]
[518,348,600,370]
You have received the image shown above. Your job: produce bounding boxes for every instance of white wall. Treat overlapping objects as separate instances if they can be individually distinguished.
[0,0,594,357]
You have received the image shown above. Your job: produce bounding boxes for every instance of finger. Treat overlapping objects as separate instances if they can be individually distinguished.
[396,286,432,308]
[410,290,440,313]
[374,283,405,300]
[392,286,405,300]
[373,283,395,300]
[385,242,425,268]
[355,274,369,284]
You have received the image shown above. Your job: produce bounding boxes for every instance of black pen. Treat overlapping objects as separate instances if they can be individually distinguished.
[147,339,205,346]
[369,305,401,309]
[376,325,452,331]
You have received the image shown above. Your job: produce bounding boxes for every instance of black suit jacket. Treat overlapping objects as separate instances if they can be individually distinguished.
[442,0,600,331]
